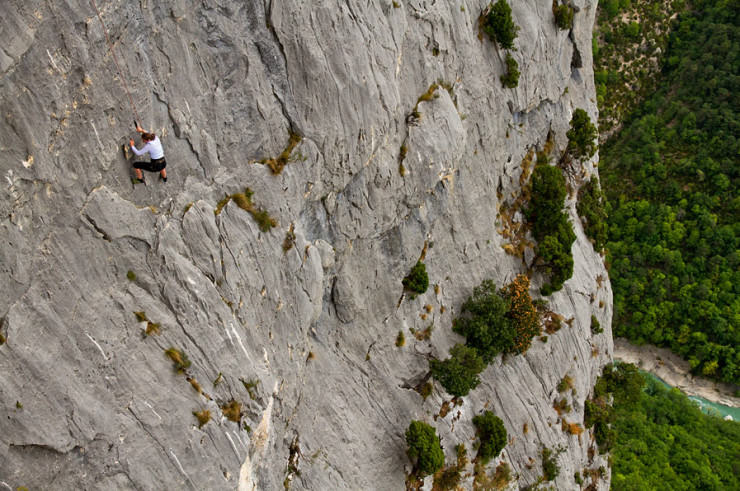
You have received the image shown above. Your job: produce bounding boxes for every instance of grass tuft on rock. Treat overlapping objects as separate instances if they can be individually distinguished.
[214,188,277,232]
[164,347,191,373]
[261,131,302,174]
[144,322,161,337]
[193,409,211,428]
[221,399,242,423]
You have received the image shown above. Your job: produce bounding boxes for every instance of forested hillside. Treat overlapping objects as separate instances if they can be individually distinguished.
[600,0,739,384]
[593,363,740,490]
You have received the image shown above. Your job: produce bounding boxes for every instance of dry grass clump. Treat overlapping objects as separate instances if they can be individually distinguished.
[144,322,160,337]
[164,347,191,373]
[261,131,302,174]
[553,397,572,415]
[562,420,584,436]
[188,377,203,394]
[193,409,211,428]
[283,223,296,252]
[410,324,434,340]
[214,188,277,232]
[557,375,574,392]
[221,399,242,423]
[417,82,440,103]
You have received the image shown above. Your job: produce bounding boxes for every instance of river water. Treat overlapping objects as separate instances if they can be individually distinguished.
[642,371,740,421]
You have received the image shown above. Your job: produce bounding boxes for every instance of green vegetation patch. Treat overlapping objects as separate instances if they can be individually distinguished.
[610,367,740,490]
[526,164,576,295]
[500,52,520,88]
[541,447,561,481]
[214,188,277,232]
[576,176,609,251]
[601,0,740,383]
[452,280,513,362]
[433,443,467,490]
[594,0,686,133]
[481,0,519,49]
[553,2,574,30]
[472,410,508,464]
[405,420,445,477]
[566,108,598,160]
[435,275,543,396]
[590,315,603,334]
[403,261,429,294]
[430,343,485,397]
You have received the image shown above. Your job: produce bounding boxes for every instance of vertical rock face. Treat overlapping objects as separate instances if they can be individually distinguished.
[0,1,612,489]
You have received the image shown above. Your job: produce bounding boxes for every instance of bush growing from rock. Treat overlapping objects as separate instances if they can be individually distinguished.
[403,261,429,294]
[526,164,576,295]
[542,447,561,481]
[577,176,609,251]
[499,274,541,354]
[554,4,574,30]
[472,411,508,464]
[430,343,485,397]
[453,280,513,362]
[500,52,520,88]
[591,315,603,334]
[405,420,445,476]
[567,108,598,159]
[482,0,519,49]
[164,347,191,373]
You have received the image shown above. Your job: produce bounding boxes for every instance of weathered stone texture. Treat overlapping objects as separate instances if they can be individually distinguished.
[0,1,612,489]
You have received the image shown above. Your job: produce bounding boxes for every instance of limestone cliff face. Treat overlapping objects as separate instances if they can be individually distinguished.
[0,1,612,489]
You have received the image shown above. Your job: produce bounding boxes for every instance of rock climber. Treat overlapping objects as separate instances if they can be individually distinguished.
[126,125,167,184]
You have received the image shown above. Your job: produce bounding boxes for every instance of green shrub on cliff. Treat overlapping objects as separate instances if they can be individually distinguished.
[452,280,513,362]
[482,0,519,50]
[473,411,508,464]
[500,52,520,88]
[430,343,485,397]
[567,109,598,160]
[405,420,445,476]
[403,261,429,294]
[526,164,576,294]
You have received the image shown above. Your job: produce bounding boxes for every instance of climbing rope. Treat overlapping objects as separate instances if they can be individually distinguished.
[90,0,141,124]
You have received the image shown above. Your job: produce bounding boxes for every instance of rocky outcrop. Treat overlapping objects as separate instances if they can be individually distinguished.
[0,1,612,489]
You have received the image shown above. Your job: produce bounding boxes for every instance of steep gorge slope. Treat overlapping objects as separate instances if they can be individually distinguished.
[0,1,611,489]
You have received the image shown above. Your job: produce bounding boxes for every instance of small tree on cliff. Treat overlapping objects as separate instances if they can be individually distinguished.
[567,108,598,159]
[405,420,445,476]
[482,0,519,50]
[473,411,508,464]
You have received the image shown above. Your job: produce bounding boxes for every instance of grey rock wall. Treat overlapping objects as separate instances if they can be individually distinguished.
[0,1,612,489]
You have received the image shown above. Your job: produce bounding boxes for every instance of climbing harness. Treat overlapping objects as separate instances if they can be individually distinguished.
[90,0,141,123]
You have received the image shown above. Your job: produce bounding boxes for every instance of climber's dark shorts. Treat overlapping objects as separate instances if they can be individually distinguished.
[134,157,166,172]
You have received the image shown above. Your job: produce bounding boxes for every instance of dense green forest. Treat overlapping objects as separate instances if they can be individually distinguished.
[599,0,740,383]
[594,0,686,134]
[593,363,740,490]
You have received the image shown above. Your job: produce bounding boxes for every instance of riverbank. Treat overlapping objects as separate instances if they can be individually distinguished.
[613,337,740,409]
